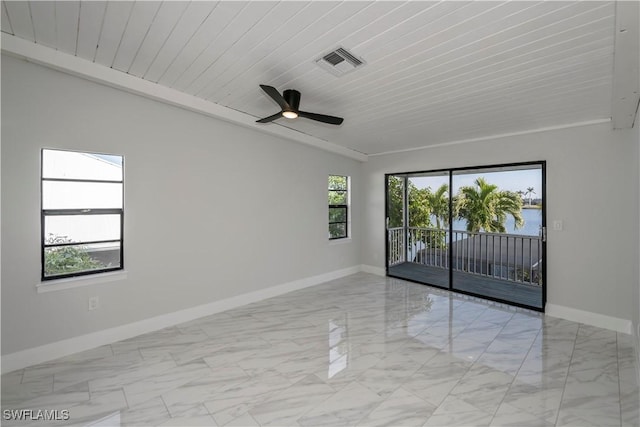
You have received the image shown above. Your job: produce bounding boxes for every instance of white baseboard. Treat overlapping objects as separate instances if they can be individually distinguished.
[546,303,633,334]
[7,267,630,373]
[1,266,361,374]
[361,264,386,276]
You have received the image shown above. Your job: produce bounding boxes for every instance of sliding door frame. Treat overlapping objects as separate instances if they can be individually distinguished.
[385,160,546,312]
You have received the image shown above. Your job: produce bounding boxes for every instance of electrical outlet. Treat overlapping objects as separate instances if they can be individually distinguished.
[88,296,99,311]
[552,220,563,231]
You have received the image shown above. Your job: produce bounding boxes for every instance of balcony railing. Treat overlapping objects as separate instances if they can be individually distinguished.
[388,226,542,286]
[388,227,405,266]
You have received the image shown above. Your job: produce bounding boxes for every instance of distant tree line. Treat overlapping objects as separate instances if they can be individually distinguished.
[516,187,539,206]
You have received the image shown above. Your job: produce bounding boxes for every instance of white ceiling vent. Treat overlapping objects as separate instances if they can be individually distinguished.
[315,47,365,77]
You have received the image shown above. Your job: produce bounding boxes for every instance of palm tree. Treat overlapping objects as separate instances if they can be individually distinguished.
[424,184,449,249]
[454,177,524,233]
[525,187,536,206]
[516,190,525,204]
[425,184,449,230]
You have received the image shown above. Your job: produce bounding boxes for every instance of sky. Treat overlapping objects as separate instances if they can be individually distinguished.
[408,167,542,198]
[91,153,123,167]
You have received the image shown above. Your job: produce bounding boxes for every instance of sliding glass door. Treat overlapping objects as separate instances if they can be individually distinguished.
[386,172,451,289]
[385,162,545,311]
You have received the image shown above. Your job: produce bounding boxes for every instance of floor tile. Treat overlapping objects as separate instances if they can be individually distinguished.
[157,414,218,426]
[448,364,514,414]
[502,382,564,423]
[122,360,212,408]
[355,387,436,426]
[490,402,555,426]
[249,374,335,426]
[424,395,493,426]
[1,273,637,427]
[204,370,292,425]
[297,381,383,426]
[119,397,171,427]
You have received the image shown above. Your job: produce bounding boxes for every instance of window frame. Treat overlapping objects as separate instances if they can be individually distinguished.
[41,149,124,281]
[328,175,349,240]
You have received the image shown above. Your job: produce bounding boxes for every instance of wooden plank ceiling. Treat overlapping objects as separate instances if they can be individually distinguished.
[1,1,619,155]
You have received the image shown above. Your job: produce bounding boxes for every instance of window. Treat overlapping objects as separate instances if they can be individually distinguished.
[328,175,349,239]
[41,149,124,280]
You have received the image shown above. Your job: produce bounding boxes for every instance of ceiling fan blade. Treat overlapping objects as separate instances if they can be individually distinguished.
[298,111,344,125]
[256,112,282,123]
[259,85,290,111]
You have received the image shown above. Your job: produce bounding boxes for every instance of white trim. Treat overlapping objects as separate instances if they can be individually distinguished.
[329,237,352,246]
[1,266,360,373]
[361,264,386,276]
[37,271,128,293]
[545,303,633,334]
[369,119,612,157]
[0,34,367,163]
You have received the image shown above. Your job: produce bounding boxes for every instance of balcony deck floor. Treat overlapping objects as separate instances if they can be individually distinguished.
[388,262,543,309]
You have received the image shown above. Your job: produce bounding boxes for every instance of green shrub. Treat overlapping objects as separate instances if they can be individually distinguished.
[44,234,104,276]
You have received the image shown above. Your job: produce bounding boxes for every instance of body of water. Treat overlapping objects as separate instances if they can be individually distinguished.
[432,208,543,236]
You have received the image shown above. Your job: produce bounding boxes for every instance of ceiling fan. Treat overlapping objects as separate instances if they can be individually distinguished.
[256,85,344,125]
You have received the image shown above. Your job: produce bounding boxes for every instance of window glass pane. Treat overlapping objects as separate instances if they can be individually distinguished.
[328,191,347,205]
[387,176,404,228]
[43,181,123,209]
[329,207,347,223]
[328,175,348,239]
[44,243,121,278]
[329,176,347,191]
[329,223,347,239]
[43,149,123,181]
[45,214,120,243]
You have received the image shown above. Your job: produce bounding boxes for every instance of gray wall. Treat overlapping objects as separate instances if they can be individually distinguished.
[636,107,640,339]
[2,52,639,357]
[1,55,362,355]
[362,123,639,323]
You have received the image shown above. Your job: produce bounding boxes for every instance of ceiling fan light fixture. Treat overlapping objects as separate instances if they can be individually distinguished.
[256,85,343,125]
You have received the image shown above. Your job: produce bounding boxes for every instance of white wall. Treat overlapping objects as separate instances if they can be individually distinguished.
[636,107,640,339]
[2,51,638,361]
[362,122,639,325]
[1,55,362,356]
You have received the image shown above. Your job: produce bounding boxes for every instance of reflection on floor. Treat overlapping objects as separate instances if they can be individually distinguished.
[388,262,543,309]
[1,273,638,426]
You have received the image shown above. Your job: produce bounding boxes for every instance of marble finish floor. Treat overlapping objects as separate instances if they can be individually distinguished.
[2,273,639,426]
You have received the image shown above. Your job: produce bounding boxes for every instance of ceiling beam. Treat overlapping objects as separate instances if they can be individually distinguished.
[611,0,639,129]
[369,118,612,157]
[0,33,368,162]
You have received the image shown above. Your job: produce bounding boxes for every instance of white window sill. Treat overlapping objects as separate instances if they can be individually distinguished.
[37,270,128,293]
[329,237,352,246]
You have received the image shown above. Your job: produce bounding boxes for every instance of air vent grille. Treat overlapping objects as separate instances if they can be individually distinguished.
[334,47,363,67]
[323,52,345,66]
[316,47,365,77]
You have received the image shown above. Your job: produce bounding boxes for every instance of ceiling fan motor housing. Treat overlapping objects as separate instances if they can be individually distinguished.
[283,89,301,111]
